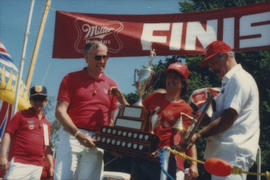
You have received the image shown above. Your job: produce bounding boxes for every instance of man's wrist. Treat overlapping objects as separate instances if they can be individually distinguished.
[73,130,81,138]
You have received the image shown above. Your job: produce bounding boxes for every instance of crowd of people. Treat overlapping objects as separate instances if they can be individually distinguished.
[0,40,260,180]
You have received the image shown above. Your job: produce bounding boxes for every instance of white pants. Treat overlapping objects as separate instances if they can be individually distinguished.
[160,149,170,180]
[5,158,43,180]
[54,128,104,180]
[160,148,185,180]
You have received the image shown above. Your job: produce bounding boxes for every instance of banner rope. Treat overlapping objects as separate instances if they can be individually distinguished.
[165,147,270,180]
[166,147,205,165]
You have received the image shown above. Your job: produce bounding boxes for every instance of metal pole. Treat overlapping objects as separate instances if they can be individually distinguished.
[25,0,52,90]
[12,0,35,115]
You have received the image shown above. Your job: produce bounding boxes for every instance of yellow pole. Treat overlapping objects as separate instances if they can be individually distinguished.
[25,0,52,90]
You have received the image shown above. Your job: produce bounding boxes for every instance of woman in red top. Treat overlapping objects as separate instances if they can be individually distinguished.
[131,62,199,180]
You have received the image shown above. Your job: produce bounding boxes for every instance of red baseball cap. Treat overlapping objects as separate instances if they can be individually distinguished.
[165,62,189,80]
[200,41,232,67]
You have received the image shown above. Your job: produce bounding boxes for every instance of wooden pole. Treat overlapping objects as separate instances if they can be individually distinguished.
[25,0,52,90]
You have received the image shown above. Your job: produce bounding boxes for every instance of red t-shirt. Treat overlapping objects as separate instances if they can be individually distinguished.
[57,68,118,131]
[5,108,51,166]
[143,92,193,171]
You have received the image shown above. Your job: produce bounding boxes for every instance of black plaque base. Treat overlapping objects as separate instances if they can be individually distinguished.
[94,126,159,159]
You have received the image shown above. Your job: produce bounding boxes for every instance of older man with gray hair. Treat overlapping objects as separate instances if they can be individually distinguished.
[188,41,260,180]
[54,41,120,180]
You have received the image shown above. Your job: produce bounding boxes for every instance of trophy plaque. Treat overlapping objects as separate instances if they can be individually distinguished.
[113,49,156,132]
[94,125,159,158]
[115,105,146,130]
[95,50,159,158]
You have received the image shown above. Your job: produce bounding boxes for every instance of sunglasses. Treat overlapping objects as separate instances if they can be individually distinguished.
[31,95,47,102]
[95,55,109,61]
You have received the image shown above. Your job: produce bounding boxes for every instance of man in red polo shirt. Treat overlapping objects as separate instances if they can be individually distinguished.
[54,41,119,180]
[0,85,54,179]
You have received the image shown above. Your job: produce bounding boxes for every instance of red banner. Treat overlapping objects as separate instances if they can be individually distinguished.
[52,2,270,58]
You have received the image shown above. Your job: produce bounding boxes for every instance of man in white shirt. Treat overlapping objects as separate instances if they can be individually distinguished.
[188,41,260,180]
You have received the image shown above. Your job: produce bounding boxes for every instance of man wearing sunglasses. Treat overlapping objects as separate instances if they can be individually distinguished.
[54,41,120,180]
[0,85,54,179]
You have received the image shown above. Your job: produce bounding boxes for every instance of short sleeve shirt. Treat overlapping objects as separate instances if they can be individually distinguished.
[57,68,118,131]
[5,108,50,166]
[143,92,193,171]
[205,64,260,161]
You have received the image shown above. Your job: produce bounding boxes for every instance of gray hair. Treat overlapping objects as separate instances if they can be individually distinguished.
[84,41,107,55]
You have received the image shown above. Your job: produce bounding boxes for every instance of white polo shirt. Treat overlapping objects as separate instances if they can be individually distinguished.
[204,64,260,162]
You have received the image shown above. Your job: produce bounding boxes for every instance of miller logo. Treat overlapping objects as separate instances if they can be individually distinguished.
[74,17,124,54]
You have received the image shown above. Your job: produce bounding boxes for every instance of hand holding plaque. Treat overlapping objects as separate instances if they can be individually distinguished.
[93,50,159,159]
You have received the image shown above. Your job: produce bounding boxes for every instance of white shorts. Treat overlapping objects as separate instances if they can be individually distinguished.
[54,128,104,180]
[5,158,43,180]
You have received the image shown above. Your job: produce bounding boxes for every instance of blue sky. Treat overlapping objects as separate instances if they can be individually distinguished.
[0,0,181,98]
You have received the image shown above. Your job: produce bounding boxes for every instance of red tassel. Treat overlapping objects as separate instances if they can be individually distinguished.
[204,158,232,176]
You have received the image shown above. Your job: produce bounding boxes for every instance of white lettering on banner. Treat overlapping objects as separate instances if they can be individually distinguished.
[86,39,111,45]
[82,24,113,39]
[141,23,170,50]
[185,20,217,50]
[240,12,270,48]
[170,23,183,50]
[223,18,235,48]
[140,12,270,51]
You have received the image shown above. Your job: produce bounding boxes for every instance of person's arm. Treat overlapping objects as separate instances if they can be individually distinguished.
[46,154,54,178]
[55,100,78,135]
[109,87,129,106]
[45,146,54,178]
[187,108,238,149]
[55,100,96,147]
[0,133,12,175]
[198,108,237,138]
[186,144,199,179]
[108,87,130,126]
